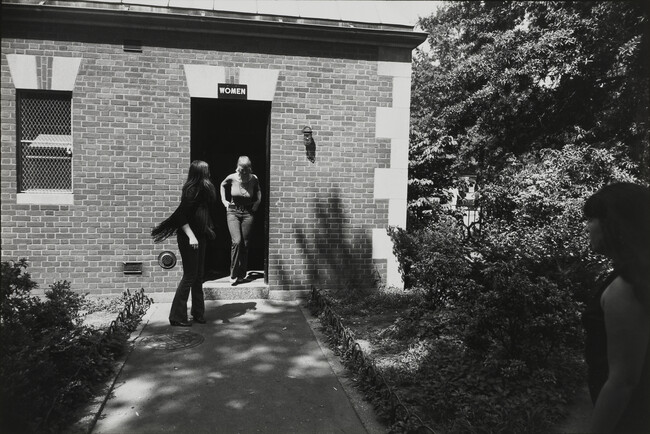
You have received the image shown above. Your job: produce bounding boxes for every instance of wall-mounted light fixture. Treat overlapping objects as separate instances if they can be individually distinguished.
[302,126,316,163]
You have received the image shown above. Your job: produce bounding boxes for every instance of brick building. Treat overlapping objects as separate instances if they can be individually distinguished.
[1,0,426,299]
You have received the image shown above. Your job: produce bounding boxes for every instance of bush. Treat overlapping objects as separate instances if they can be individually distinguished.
[479,144,636,299]
[393,144,637,362]
[458,144,638,363]
[0,260,125,433]
[381,144,641,431]
[375,334,583,434]
[461,258,583,365]
[389,213,479,309]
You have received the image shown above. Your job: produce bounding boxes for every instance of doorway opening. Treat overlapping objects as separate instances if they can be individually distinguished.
[191,98,270,284]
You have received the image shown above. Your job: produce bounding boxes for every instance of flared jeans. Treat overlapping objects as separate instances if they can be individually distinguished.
[168,232,206,322]
[226,206,254,279]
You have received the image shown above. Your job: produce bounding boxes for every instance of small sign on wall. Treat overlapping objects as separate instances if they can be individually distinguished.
[218,83,248,99]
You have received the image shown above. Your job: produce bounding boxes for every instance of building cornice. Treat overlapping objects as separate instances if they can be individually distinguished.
[1,2,428,49]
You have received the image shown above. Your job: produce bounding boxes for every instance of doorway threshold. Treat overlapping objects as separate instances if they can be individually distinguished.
[203,271,268,300]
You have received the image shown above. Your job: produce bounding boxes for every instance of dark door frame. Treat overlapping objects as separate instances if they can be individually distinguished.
[263,108,270,283]
[190,98,270,284]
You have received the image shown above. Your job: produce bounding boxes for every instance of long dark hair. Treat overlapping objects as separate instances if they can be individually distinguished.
[182,160,216,202]
[151,160,216,242]
[584,182,650,307]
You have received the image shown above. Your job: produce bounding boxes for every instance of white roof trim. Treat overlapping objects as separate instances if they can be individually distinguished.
[76,0,438,26]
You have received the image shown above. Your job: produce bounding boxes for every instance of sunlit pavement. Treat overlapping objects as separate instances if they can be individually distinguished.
[92,300,372,434]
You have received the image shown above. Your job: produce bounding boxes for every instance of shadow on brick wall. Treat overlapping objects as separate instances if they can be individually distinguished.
[291,188,380,295]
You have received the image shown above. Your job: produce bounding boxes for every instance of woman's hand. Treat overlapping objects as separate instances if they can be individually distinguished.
[181,224,199,250]
[222,200,230,208]
[252,203,259,212]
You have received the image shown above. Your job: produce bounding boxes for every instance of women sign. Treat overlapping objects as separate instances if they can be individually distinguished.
[218,83,248,100]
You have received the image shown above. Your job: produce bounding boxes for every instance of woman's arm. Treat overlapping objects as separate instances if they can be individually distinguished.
[180,223,199,249]
[252,175,262,211]
[220,175,232,208]
[589,277,650,433]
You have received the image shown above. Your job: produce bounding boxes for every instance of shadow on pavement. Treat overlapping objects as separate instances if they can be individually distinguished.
[211,302,257,323]
[92,300,367,434]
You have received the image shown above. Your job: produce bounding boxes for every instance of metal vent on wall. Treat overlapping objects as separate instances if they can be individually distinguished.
[123,40,142,53]
[158,251,177,270]
[123,262,143,275]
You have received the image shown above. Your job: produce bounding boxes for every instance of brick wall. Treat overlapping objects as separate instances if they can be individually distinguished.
[1,22,401,295]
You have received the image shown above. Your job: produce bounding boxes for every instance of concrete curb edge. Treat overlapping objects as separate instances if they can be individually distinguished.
[299,304,388,434]
[65,303,158,434]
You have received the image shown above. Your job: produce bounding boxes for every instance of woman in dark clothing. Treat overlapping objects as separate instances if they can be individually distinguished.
[582,182,650,433]
[220,156,261,285]
[152,160,219,326]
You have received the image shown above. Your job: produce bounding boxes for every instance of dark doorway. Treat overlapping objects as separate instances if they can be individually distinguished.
[191,98,270,283]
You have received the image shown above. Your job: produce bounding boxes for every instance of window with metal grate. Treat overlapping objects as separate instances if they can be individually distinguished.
[17,90,72,193]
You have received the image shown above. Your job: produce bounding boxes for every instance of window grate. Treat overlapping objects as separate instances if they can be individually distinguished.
[18,91,72,192]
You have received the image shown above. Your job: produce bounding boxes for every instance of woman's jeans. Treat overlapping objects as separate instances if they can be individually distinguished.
[169,232,205,322]
[226,206,254,279]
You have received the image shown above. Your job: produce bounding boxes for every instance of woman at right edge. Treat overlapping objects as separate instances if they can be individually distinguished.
[220,156,261,286]
[582,182,650,433]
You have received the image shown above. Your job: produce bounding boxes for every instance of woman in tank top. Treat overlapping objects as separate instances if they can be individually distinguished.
[582,182,650,433]
[220,156,262,285]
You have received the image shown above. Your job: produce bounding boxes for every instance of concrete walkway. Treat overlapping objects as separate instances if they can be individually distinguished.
[91,300,381,434]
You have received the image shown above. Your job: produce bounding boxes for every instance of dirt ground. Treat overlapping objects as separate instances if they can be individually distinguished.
[81,311,118,329]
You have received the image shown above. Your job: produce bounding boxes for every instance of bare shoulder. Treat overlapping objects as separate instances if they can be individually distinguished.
[602,276,645,315]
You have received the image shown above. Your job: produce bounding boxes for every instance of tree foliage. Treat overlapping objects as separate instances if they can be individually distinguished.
[378,3,650,431]
[410,0,650,213]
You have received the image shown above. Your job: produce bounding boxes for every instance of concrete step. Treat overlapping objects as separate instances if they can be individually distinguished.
[203,281,270,299]
[148,272,310,302]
